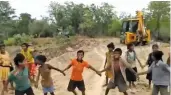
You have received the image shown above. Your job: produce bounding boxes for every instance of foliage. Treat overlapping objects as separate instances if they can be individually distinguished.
[0,1,170,43]
[4,34,32,46]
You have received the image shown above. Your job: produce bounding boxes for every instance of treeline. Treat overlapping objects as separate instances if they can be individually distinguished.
[0,1,170,45]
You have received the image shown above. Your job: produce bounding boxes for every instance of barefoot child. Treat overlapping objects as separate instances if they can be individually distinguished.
[4,53,35,95]
[138,51,170,95]
[100,48,137,95]
[143,44,159,88]
[63,50,101,95]
[35,55,65,95]
[0,44,14,95]
[21,43,36,83]
[125,43,143,88]
[103,42,115,86]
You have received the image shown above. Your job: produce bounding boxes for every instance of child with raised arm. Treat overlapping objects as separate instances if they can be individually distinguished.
[34,55,65,95]
[4,53,35,95]
[143,44,159,88]
[103,42,115,87]
[138,51,170,95]
[100,48,137,95]
[125,43,143,88]
[63,50,101,95]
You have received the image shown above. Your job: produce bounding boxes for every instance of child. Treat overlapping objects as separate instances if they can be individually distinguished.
[125,43,143,88]
[4,53,35,95]
[103,42,115,87]
[138,51,170,95]
[35,55,65,95]
[20,43,36,83]
[0,44,14,95]
[100,48,137,95]
[63,50,101,95]
[143,44,159,88]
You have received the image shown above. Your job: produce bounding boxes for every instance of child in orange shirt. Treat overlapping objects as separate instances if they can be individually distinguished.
[63,50,101,95]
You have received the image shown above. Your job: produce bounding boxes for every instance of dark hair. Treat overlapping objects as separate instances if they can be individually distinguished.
[21,43,29,48]
[107,42,115,49]
[36,55,47,63]
[77,50,84,55]
[153,51,163,60]
[152,44,159,49]
[14,53,25,67]
[127,43,134,49]
[114,48,122,55]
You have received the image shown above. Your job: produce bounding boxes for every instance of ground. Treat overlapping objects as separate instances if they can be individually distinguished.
[1,37,170,95]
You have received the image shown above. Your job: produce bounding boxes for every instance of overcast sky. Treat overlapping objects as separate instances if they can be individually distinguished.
[9,0,151,19]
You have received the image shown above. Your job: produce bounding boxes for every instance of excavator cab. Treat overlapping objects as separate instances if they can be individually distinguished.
[120,11,151,45]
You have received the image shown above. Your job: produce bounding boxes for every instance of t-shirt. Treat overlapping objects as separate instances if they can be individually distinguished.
[126,51,136,68]
[8,68,31,91]
[21,48,34,64]
[70,59,89,81]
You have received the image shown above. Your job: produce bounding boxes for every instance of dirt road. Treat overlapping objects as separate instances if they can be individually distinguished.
[4,38,170,95]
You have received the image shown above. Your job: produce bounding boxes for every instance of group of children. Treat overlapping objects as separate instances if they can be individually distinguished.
[0,42,170,95]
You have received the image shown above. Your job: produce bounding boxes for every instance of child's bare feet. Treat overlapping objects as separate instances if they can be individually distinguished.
[132,83,136,88]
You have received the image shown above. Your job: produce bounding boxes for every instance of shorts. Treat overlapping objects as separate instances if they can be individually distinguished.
[126,67,137,82]
[152,85,170,95]
[43,86,54,93]
[28,63,36,76]
[105,70,113,78]
[15,87,34,95]
[67,80,85,91]
[107,71,127,92]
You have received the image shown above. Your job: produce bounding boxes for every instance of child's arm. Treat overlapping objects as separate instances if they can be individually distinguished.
[35,69,40,88]
[104,57,107,68]
[120,58,136,74]
[63,64,72,72]
[135,52,143,68]
[101,64,111,73]
[88,65,101,76]
[138,62,154,76]
[48,64,65,76]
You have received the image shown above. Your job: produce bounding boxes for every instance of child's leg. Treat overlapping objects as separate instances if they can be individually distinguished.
[105,88,110,95]
[148,80,152,89]
[50,92,55,95]
[128,81,131,88]
[81,91,85,95]
[10,81,15,90]
[152,85,159,95]
[103,76,108,87]
[159,85,170,95]
[67,80,77,95]
[1,81,6,95]
[44,93,48,95]
[132,81,136,88]
[123,92,128,95]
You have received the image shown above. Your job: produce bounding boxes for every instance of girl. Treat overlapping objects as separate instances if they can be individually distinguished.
[20,43,36,83]
[103,42,115,87]
[143,44,159,88]
[4,53,35,95]
[35,55,65,95]
[125,43,143,88]
[0,44,13,95]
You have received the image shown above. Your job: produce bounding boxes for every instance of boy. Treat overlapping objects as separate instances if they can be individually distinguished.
[103,42,115,86]
[125,43,143,88]
[100,48,137,95]
[143,44,159,88]
[138,51,170,95]
[35,55,65,95]
[63,50,101,95]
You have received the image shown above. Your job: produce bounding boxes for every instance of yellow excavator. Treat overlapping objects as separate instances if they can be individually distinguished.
[120,11,151,45]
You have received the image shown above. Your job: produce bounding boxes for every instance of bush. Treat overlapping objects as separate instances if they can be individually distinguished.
[4,34,32,46]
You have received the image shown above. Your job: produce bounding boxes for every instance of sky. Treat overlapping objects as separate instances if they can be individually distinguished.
[9,0,151,19]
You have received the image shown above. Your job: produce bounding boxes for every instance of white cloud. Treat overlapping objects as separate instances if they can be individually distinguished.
[9,0,151,19]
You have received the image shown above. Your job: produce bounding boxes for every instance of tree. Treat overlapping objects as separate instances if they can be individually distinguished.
[0,1,15,38]
[17,13,32,34]
[147,1,170,39]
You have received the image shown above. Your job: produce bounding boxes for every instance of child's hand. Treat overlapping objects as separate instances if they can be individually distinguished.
[61,72,66,76]
[96,71,101,76]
